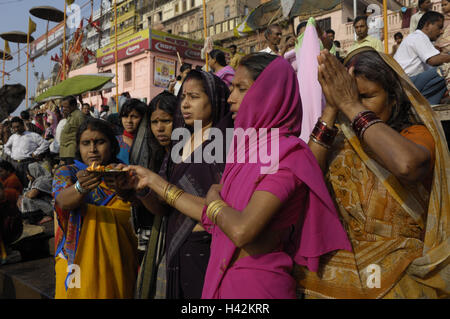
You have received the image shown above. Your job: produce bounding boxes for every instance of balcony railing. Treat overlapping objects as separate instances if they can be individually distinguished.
[182,16,244,40]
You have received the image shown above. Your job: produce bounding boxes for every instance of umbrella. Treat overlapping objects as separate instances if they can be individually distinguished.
[35,73,115,102]
[30,6,64,55]
[0,31,34,44]
[234,0,402,36]
[0,50,12,61]
[234,0,341,37]
[30,6,64,22]
[0,31,35,71]
[90,80,116,92]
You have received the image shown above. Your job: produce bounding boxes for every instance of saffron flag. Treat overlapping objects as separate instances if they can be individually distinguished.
[28,18,37,36]
[66,0,75,5]
[4,41,10,54]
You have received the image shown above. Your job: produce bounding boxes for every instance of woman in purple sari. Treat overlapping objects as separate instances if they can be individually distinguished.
[120,70,233,299]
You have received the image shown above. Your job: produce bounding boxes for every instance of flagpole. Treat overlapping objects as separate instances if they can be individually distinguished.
[63,2,67,81]
[202,0,209,72]
[383,0,389,54]
[2,43,5,86]
[26,29,30,108]
[114,0,119,113]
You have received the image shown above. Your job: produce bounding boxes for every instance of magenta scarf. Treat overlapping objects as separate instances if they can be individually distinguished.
[201,57,351,299]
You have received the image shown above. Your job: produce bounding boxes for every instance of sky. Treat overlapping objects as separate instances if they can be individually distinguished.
[0,0,101,115]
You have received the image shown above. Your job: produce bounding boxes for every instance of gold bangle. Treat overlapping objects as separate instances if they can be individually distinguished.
[170,189,184,207]
[211,204,226,224]
[206,200,228,224]
[165,184,185,207]
[163,183,171,202]
[206,200,224,220]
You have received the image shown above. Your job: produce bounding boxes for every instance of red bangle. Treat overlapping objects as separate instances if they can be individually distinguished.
[310,118,338,148]
[352,111,382,139]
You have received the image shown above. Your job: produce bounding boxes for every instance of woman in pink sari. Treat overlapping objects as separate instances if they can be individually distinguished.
[126,53,351,299]
[198,53,351,299]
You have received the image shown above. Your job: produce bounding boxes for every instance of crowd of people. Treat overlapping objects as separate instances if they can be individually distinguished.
[0,5,449,300]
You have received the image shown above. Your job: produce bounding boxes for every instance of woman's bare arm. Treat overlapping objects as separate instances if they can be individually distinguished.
[317,50,431,183]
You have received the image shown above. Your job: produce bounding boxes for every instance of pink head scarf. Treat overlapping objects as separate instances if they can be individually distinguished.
[201,56,351,298]
[46,110,59,137]
[297,17,326,142]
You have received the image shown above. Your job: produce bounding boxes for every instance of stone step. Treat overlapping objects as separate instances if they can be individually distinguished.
[0,221,55,299]
[0,257,55,299]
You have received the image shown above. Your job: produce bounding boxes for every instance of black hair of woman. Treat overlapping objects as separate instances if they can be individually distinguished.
[209,49,227,67]
[119,98,148,118]
[75,118,120,164]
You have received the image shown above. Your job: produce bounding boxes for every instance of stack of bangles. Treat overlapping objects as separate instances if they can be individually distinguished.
[310,118,338,149]
[164,183,185,207]
[206,200,228,225]
[74,180,89,194]
[352,110,383,140]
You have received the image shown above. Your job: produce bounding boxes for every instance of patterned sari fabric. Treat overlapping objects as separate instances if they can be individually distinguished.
[296,47,450,299]
[53,161,116,272]
[53,160,138,298]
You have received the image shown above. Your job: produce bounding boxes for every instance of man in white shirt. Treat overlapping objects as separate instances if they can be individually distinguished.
[4,117,49,185]
[260,24,283,56]
[410,0,433,33]
[394,11,449,104]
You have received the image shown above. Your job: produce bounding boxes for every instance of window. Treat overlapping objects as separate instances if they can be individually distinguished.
[182,0,187,12]
[209,13,214,25]
[191,0,195,8]
[147,16,151,27]
[158,11,162,21]
[175,3,179,13]
[244,5,249,16]
[317,18,331,33]
[124,63,132,82]
[225,6,230,19]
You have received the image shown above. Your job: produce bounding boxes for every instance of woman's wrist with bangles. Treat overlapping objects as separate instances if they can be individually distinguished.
[74,180,89,195]
[351,110,384,140]
[310,118,338,149]
[206,199,228,225]
[163,183,185,207]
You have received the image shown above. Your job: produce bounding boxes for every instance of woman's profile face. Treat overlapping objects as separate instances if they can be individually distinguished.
[121,109,143,135]
[228,65,255,120]
[180,78,212,127]
[355,76,393,122]
[150,108,173,147]
[79,128,112,166]
[443,0,450,14]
